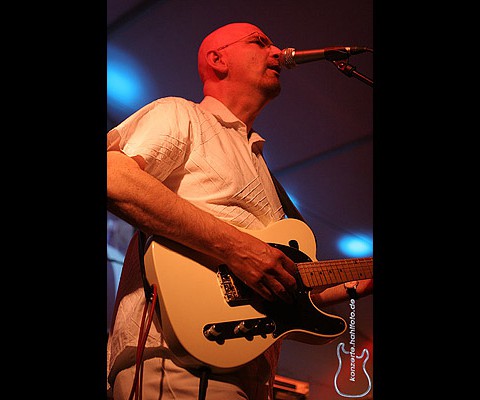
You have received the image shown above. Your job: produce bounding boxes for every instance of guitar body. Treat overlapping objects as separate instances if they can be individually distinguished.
[144,218,349,373]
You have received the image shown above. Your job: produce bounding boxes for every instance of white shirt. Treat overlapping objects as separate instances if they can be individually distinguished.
[107,95,285,229]
[106,96,285,397]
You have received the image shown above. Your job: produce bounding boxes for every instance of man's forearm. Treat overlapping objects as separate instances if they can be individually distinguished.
[107,150,253,262]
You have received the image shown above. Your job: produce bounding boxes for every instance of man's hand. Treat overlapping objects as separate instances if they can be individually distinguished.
[222,232,298,303]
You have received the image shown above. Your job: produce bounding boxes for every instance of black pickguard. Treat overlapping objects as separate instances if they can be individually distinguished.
[262,242,347,339]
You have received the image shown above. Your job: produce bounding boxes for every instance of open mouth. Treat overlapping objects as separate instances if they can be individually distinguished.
[268,65,281,74]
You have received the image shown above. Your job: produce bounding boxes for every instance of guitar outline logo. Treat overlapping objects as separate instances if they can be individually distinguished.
[334,342,372,398]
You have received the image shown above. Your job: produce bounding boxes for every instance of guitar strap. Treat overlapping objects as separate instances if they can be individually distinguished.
[268,169,307,223]
[138,229,154,300]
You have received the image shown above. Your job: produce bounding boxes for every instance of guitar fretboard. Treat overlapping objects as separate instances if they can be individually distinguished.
[298,257,373,289]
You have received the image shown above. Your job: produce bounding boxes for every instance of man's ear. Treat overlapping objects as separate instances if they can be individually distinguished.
[205,50,228,75]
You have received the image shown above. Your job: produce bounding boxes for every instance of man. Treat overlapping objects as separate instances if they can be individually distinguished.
[107,22,372,400]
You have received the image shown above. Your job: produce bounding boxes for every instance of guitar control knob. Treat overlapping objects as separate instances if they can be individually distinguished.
[203,325,223,340]
[233,320,256,336]
[263,320,276,334]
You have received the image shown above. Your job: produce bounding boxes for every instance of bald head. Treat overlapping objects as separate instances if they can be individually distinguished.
[197,22,262,84]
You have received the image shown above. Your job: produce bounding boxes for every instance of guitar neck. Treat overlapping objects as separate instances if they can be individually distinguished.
[297,257,373,289]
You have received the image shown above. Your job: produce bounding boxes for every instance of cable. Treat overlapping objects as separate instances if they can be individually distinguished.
[198,367,210,400]
[131,229,210,400]
[128,283,158,400]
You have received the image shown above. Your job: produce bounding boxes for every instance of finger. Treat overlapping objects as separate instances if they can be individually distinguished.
[255,281,276,302]
[280,254,298,277]
[274,257,298,292]
[358,278,373,296]
[262,277,294,304]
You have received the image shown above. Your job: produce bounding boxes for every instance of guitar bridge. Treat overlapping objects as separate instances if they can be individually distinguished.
[217,265,252,306]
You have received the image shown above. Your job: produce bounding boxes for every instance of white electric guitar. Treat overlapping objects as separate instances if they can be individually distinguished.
[143,218,373,373]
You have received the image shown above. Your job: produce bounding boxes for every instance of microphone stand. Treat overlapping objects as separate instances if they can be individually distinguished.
[331,60,373,87]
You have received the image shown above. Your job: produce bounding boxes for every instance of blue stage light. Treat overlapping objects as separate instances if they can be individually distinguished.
[107,45,156,116]
[337,234,373,257]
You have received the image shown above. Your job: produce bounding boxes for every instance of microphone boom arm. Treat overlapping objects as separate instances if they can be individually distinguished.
[331,60,373,87]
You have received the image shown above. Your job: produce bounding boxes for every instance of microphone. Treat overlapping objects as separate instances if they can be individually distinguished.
[279,46,372,69]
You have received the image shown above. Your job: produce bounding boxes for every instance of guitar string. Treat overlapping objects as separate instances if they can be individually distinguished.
[298,260,373,287]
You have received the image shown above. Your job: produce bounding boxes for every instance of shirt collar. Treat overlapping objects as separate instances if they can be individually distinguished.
[199,96,243,126]
[199,96,266,149]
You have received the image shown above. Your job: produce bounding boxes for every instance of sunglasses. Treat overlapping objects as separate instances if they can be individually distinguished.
[215,31,274,52]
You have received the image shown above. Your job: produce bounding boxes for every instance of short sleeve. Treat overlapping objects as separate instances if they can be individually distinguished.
[106,97,193,181]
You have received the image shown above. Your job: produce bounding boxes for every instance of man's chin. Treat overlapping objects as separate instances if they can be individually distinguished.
[264,83,281,99]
